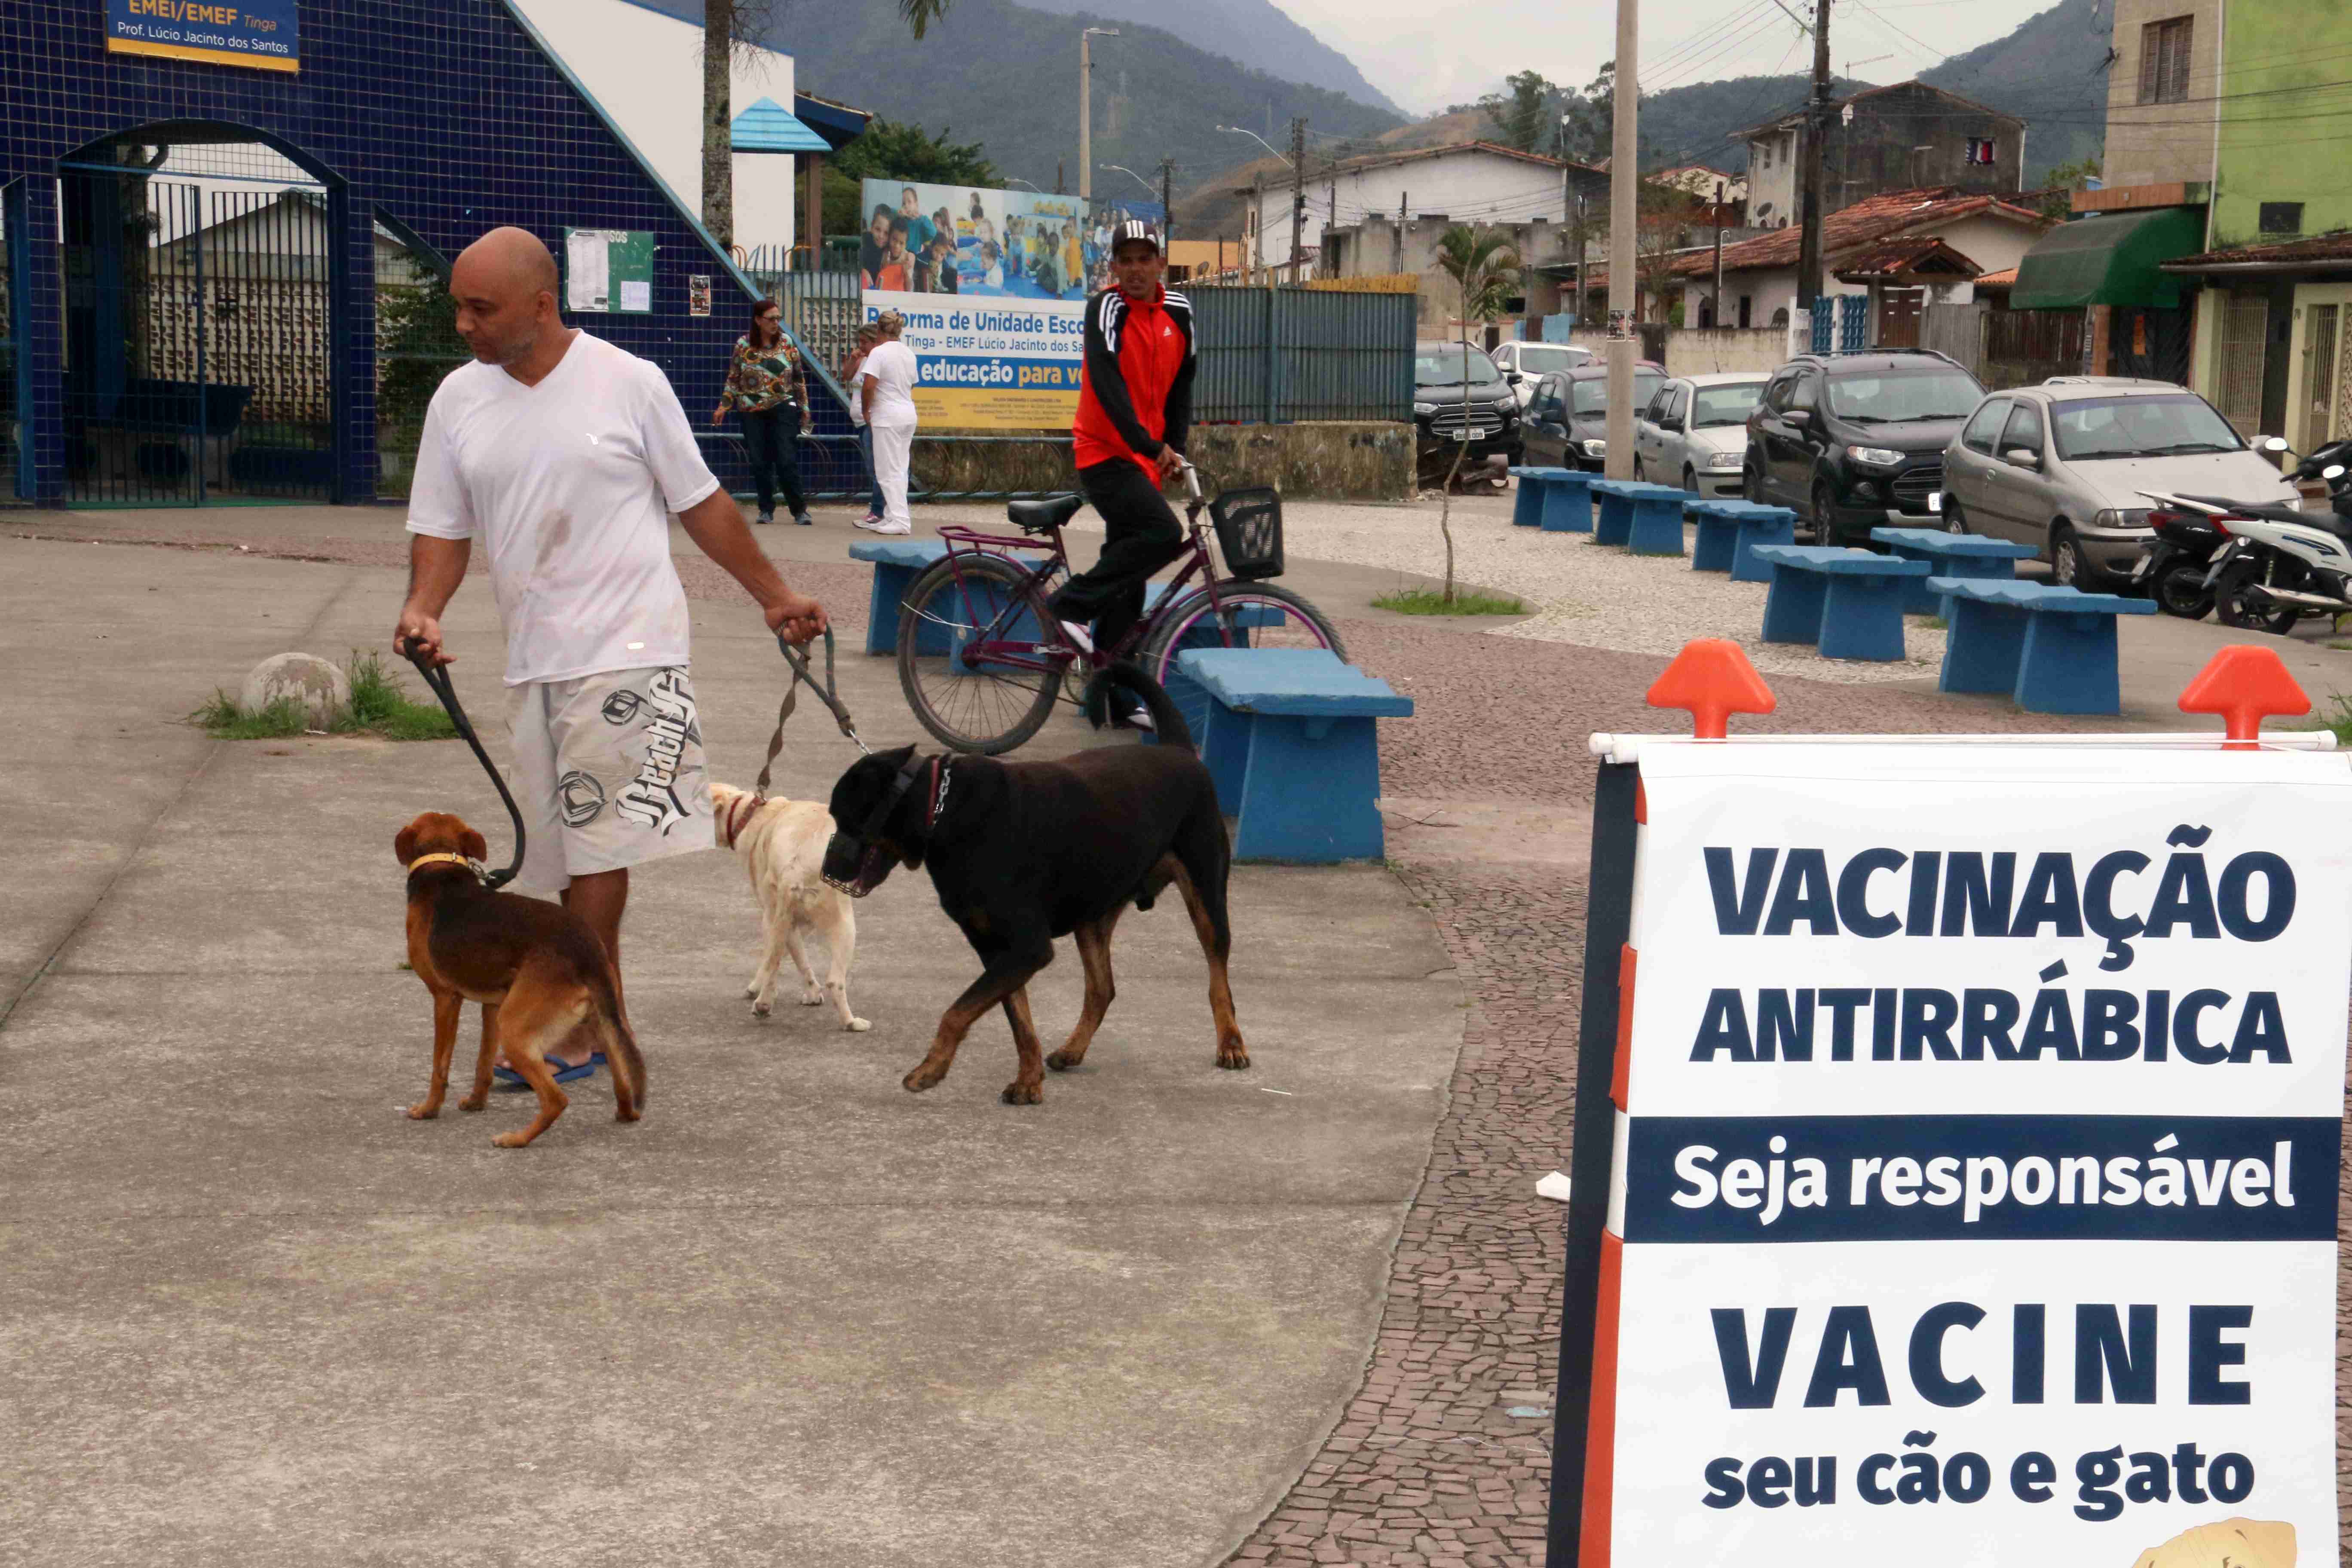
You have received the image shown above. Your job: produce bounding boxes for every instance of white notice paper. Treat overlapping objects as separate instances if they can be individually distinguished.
[619,279,650,312]
[564,230,609,312]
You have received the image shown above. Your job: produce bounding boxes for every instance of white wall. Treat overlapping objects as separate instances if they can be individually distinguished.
[1247,148,1580,274]
[513,0,797,254]
[1743,130,1800,229]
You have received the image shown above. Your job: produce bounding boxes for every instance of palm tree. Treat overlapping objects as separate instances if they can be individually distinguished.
[704,0,955,250]
[1430,225,1522,605]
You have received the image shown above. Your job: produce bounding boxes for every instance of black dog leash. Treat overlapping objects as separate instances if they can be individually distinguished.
[398,640,526,889]
[756,625,871,796]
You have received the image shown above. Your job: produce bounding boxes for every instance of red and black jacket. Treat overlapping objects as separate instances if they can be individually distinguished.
[1073,285,1197,476]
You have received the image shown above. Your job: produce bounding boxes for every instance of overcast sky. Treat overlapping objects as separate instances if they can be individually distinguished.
[1271,0,2074,118]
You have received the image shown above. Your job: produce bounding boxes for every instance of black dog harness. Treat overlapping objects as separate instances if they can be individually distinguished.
[822,753,950,894]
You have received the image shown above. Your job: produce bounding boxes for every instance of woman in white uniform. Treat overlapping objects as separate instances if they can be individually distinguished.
[854,311,919,536]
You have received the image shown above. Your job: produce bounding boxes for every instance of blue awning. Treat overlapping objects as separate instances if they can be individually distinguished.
[792,92,873,153]
[731,97,829,155]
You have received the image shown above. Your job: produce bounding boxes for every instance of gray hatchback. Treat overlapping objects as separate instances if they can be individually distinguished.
[1940,378,2300,588]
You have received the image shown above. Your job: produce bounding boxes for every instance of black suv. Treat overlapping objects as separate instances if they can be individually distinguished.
[1744,349,1986,545]
[1412,342,1522,478]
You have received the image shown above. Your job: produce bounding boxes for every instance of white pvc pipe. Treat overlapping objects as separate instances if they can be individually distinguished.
[1587,730,2341,764]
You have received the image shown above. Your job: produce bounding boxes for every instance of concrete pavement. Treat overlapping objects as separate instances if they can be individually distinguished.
[0,535,1467,1567]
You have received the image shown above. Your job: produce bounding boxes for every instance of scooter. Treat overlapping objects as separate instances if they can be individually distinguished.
[2141,453,2352,634]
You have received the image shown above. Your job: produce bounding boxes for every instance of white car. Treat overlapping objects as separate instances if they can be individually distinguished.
[1491,340,1595,410]
[1632,373,1768,498]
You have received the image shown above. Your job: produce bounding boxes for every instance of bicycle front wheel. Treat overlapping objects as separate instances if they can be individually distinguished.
[896,553,1067,754]
[1139,583,1349,745]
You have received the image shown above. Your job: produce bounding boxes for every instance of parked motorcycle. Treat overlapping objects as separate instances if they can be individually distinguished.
[2141,444,2352,634]
[2127,505,2228,619]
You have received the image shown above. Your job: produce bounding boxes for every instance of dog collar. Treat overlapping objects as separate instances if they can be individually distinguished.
[406,851,484,879]
[927,757,952,828]
[720,792,762,849]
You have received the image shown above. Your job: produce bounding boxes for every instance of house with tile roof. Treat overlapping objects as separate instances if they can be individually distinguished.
[1663,187,2052,341]
[1735,82,2025,230]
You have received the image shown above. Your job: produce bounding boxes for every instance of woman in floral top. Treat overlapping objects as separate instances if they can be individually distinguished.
[713,300,812,526]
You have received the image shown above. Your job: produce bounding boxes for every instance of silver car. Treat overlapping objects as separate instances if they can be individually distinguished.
[1632,373,1767,498]
[1940,379,2302,588]
[1491,340,1594,410]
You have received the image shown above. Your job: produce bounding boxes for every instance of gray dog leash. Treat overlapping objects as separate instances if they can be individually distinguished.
[756,625,872,799]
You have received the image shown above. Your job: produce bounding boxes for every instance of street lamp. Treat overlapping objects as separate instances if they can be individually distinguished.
[1006,178,1043,193]
[1079,28,1119,203]
[1214,125,1292,169]
[1098,163,1158,199]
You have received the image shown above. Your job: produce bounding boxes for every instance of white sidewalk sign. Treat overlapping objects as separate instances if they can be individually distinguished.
[1588,737,2349,1566]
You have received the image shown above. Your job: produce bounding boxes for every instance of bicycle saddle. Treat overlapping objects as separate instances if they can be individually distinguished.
[1007,493,1086,534]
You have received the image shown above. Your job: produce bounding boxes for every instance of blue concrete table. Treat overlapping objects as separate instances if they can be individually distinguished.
[1533,469,1596,533]
[1930,577,2157,715]
[1508,465,1574,528]
[1871,527,2041,614]
[1174,647,1414,862]
[1689,499,1799,577]
[1751,545,1932,662]
[1590,479,1690,554]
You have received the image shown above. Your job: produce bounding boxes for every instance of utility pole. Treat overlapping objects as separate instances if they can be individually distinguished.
[1712,177,1725,328]
[1289,116,1308,285]
[1250,171,1263,283]
[1796,0,1831,318]
[1395,192,1406,276]
[1603,5,1639,482]
[1159,156,1175,244]
[1079,27,1118,204]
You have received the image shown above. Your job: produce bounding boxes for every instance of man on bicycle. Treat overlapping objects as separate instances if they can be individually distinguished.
[1050,218,1197,729]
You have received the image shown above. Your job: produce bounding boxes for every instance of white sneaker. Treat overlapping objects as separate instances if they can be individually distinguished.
[871,522,912,535]
[1060,620,1095,655]
[854,515,899,533]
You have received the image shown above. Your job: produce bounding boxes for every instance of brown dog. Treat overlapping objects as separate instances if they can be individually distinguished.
[395,811,646,1147]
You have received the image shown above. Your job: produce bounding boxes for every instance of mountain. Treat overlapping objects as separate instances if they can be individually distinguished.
[633,0,1404,203]
[1010,0,1401,115]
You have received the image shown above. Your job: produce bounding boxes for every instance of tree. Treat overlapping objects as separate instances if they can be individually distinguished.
[2036,154,2102,220]
[1633,183,1700,324]
[1566,61,1615,165]
[816,119,1001,237]
[1477,70,1559,155]
[704,0,957,248]
[1430,225,1522,604]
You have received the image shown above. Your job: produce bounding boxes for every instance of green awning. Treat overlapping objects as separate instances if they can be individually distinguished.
[2010,206,2206,310]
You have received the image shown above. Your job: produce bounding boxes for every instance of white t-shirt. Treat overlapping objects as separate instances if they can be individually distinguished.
[406,333,720,686]
[861,339,920,429]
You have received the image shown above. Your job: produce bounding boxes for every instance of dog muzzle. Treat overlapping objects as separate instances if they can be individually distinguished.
[821,833,893,898]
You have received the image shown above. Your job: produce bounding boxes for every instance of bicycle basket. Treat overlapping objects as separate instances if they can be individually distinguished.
[1210,487,1284,581]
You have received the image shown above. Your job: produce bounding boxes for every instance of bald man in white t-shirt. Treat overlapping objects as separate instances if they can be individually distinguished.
[395,227,827,1077]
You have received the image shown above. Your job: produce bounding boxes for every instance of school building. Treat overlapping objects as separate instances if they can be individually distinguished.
[0,0,867,509]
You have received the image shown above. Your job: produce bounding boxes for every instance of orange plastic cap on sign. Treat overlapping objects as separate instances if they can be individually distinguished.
[2177,645,2310,748]
[1646,638,1777,740]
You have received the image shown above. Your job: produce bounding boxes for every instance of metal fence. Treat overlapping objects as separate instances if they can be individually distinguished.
[1186,285,1415,424]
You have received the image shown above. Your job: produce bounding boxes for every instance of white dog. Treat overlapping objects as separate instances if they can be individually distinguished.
[712,782,870,1031]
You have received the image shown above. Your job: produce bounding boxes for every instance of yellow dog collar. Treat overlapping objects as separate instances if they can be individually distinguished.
[406,851,482,878]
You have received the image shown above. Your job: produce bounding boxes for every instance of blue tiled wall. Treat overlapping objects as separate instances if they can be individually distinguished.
[0,0,858,505]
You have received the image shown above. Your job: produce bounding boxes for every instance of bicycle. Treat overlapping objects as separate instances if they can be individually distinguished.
[895,459,1347,754]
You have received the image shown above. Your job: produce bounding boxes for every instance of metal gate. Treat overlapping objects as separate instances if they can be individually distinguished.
[2216,294,2269,437]
[2109,305,2192,386]
[59,157,334,505]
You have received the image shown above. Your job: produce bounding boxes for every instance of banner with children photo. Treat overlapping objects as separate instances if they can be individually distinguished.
[859,178,1093,428]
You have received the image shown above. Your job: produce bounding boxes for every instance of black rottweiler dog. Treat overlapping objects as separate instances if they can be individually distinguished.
[822,665,1246,1104]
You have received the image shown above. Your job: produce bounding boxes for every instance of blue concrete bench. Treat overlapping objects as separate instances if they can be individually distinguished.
[1525,468,1595,533]
[1871,527,2040,615]
[1689,499,1798,579]
[1930,577,2157,715]
[1590,479,1689,555]
[1752,545,1932,662]
[1508,465,1575,528]
[1174,647,1413,863]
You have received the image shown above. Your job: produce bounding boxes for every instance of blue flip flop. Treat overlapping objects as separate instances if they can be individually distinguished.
[492,1052,606,1089]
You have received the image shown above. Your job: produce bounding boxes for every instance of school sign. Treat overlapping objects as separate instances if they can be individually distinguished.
[107,0,300,72]
[1558,732,2348,1566]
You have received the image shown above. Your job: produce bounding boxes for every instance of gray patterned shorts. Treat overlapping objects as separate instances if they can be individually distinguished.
[504,665,713,894]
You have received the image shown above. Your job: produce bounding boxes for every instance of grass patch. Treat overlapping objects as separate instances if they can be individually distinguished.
[1920,615,1948,631]
[2305,693,2352,746]
[194,650,458,741]
[1373,587,1528,616]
